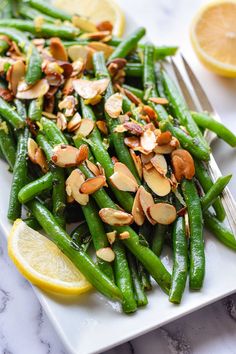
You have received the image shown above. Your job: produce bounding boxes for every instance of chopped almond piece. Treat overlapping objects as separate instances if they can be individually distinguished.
[150,154,168,176]
[114,162,138,185]
[96,247,115,262]
[85,160,100,176]
[132,188,145,226]
[99,208,133,226]
[88,42,114,59]
[149,97,169,105]
[73,78,110,100]
[51,144,88,167]
[76,119,94,137]
[171,149,195,182]
[106,230,117,244]
[124,136,140,149]
[148,203,177,225]
[140,129,156,152]
[130,149,142,179]
[96,120,108,135]
[56,112,67,131]
[67,112,82,132]
[104,93,123,118]
[50,37,68,61]
[143,168,171,197]
[110,172,138,192]
[16,79,49,99]
[138,186,156,225]
[80,175,106,194]
[156,131,172,145]
[119,231,130,240]
[66,169,89,206]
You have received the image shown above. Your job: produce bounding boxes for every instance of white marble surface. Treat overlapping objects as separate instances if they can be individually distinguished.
[0,0,236,353]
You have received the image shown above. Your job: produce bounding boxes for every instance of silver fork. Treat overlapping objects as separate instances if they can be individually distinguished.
[170,55,236,237]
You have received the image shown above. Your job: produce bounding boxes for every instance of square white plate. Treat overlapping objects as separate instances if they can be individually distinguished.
[1,3,236,353]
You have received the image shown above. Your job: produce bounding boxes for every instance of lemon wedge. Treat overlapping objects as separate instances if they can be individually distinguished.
[53,0,125,37]
[190,0,236,77]
[8,219,92,295]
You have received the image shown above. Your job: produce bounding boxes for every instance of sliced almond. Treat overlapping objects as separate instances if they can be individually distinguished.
[138,186,155,225]
[80,30,110,41]
[50,37,68,61]
[123,88,141,105]
[85,160,100,176]
[114,162,138,185]
[129,149,142,179]
[34,148,48,173]
[66,169,89,206]
[132,187,145,226]
[16,79,49,99]
[140,129,156,152]
[28,138,38,162]
[119,231,130,240]
[144,162,153,170]
[149,97,169,105]
[96,120,108,135]
[99,208,133,226]
[106,230,117,245]
[51,144,88,167]
[141,105,157,120]
[123,122,143,135]
[9,60,25,95]
[88,41,114,59]
[58,95,77,117]
[96,20,113,32]
[76,119,94,137]
[62,78,74,95]
[141,152,154,165]
[72,15,97,32]
[110,172,138,192]
[96,247,115,262]
[67,112,82,132]
[171,149,195,182]
[67,45,88,63]
[104,93,123,118]
[148,203,177,225]
[150,154,167,176]
[143,168,171,197]
[73,78,110,100]
[56,112,67,131]
[113,124,127,133]
[156,131,172,146]
[154,142,177,154]
[80,175,106,194]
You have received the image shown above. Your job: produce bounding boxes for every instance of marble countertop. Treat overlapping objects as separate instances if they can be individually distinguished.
[0,0,236,353]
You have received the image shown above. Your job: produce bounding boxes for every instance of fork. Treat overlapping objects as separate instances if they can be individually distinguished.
[169,55,236,237]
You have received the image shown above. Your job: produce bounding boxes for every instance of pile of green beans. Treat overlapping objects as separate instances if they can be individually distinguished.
[0,0,235,313]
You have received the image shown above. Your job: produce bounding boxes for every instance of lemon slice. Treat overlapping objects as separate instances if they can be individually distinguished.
[190,0,236,77]
[53,0,125,37]
[8,219,92,295]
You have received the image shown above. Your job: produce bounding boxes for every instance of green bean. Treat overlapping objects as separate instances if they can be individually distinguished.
[0,27,29,52]
[0,0,12,18]
[194,160,226,221]
[0,38,9,54]
[19,4,57,23]
[14,99,27,120]
[109,27,146,60]
[7,128,29,221]
[0,144,5,160]
[152,224,167,257]
[25,44,42,86]
[28,97,43,121]
[93,51,141,184]
[28,0,71,21]
[160,118,210,161]
[136,261,152,291]
[127,252,148,307]
[169,217,188,304]
[18,172,53,204]
[79,99,134,212]
[161,70,211,160]
[28,199,122,301]
[0,120,16,170]
[80,163,171,294]
[204,211,236,250]
[201,175,232,211]
[82,199,114,280]
[70,221,92,253]
[125,63,143,77]
[191,111,236,147]
[0,20,79,39]
[122,84,144,100]
[41,117,67,145]
[113,240,137,313]
[181,179,205,290]
[23,216,41,231]
[36,133,54,159]
[0,97,25,129]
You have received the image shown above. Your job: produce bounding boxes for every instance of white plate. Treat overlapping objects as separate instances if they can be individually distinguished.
[1,5,236,354]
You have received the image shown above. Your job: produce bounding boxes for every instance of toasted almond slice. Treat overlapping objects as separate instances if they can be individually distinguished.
[132,188,145,226]
[50,37,68,61]
[76,119,94,137]
[80,30,110,40]
[119,231,130,240]
[110,172,138,192]
[123,122,143,135]
[106,231,117,245]
[113,124,127,133]
[96,247,115,262]
[141,105,157,120]
[80,175,106,194]
[156,131,172,146]
[58,95,77,117]
[56,112,67,131]
[96,120,108,135]
[171,149,195,182]
[51,144,88,167]
[138,186,155,225]
[144,162,153,170]
[140,129,156,152]
[96,20,113,32]
[16,79,49,100]
[149,97,169,105]
[150,154,167,176]
[129,149,142,179]
[97,162,105,176]
[67,45,88,63]
[141,152,154,165]
[73,78,110,99]
[9,60,25,95]
[114,162,138,185]
[88,42,114,59]
[154,144,175,154]
[66,169,89,206]
[143,168,171,197]
[28,138,38,162]
[72,15,97,32]
[105,93,123,118]
[99,208,133,226]
[34,148,48,173]
[148,203,177,225]
[67,112,82,132]
[123,88,142,105]
[85,160,100,176]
